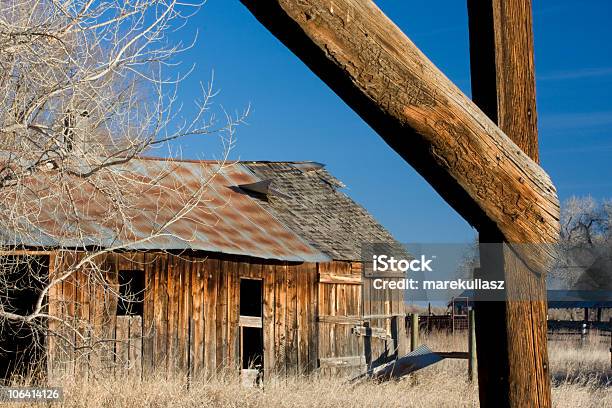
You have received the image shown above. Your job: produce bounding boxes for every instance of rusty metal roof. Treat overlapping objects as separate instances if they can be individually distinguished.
[1,157,330,262]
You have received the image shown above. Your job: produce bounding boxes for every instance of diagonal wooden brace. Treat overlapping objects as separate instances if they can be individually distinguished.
[238,0,560,259]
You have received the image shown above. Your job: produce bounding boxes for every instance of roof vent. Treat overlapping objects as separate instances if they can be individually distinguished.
[291,162,325,172]
[239,179,290,199]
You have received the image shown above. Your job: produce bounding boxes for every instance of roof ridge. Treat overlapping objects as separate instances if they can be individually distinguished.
[134,155,323,165]
[0,150,325,167]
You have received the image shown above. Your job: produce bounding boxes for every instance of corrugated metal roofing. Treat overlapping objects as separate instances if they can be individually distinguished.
[1,157,330,262]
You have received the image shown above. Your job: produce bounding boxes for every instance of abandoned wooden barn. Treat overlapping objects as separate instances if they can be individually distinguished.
[1,157,409,380]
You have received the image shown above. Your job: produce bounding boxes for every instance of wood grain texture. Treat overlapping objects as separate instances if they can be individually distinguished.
[204,258,218,374]
[166,256,178,373]
[468,1,552,406]
[215,260,227,369]
[227,261,241,369]
[273,264,287,375]
[128,315,142,377]
[190,259,204,376]
[115,316,130,376]
[296,263,309,372]
[286,264,298,375]
[46,253,59,379]
[307,262,318,372]
[319,271,361,285]
[239,0,560,267]
[468,0,539,162]
[262,263,276,378]
[183,257,192,373]
[153,253,168,374]
[142,254,155,377]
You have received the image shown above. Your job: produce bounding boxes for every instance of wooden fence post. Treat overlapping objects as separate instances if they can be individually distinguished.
[468,309,477,383]
[410,313,419,352]
[585,308,590,322]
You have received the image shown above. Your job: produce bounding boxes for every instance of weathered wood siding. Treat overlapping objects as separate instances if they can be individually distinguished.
[46,252,405,379]
[317,261,364,376]
[317,261,409,376]
[47,251,318,378]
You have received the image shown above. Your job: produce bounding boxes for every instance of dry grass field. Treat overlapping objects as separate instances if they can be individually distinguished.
[12,332,612,408]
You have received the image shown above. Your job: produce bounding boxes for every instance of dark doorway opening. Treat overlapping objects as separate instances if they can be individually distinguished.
[239,278,263,374]
[241,327,263,369]
[0,255,48,382]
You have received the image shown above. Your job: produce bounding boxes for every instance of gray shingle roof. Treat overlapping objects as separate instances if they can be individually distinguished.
[242,161,400,261]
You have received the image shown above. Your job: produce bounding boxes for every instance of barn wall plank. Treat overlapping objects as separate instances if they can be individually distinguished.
[285,264,298,376]
[296,263,309,373]
[142,253,155,378]
[226,261,240,369]
[190,258,205,377]
[46,252,60,379]
[63,256,77,377]
[204,258,218,374]
[115,316,129,377]
[216,260,228,369]
[181,256,191,374]
[166,256,179,373]
[129,316,143,378]
[317,276,328,376]
[101,255,118,377]
[153,253,168,374]
[262,263,276,377]
[273,264,287,375]
[175,257,184,373]
[75,265,90,379]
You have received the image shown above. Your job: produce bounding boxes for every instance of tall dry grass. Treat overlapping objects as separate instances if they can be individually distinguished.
[11,332,612,408]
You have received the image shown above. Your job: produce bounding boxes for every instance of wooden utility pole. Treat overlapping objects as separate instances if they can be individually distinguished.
[238,1,560,405]
[468,1,552,406]
[467,0,540,161]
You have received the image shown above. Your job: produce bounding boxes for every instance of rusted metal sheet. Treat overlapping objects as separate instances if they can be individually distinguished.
[351,345,442,382]
[2,158,329,262]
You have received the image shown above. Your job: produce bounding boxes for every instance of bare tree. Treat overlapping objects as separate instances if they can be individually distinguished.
[560,196,611,246]
[0,0,246,379]
[551,196,612,288]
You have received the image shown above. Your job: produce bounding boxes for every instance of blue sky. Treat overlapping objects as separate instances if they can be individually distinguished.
[165,0,612,243]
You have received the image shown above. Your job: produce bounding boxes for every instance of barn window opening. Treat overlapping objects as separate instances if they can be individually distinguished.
[240,278,262,317]
[117,270,145,316]
[239,278,263,372]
